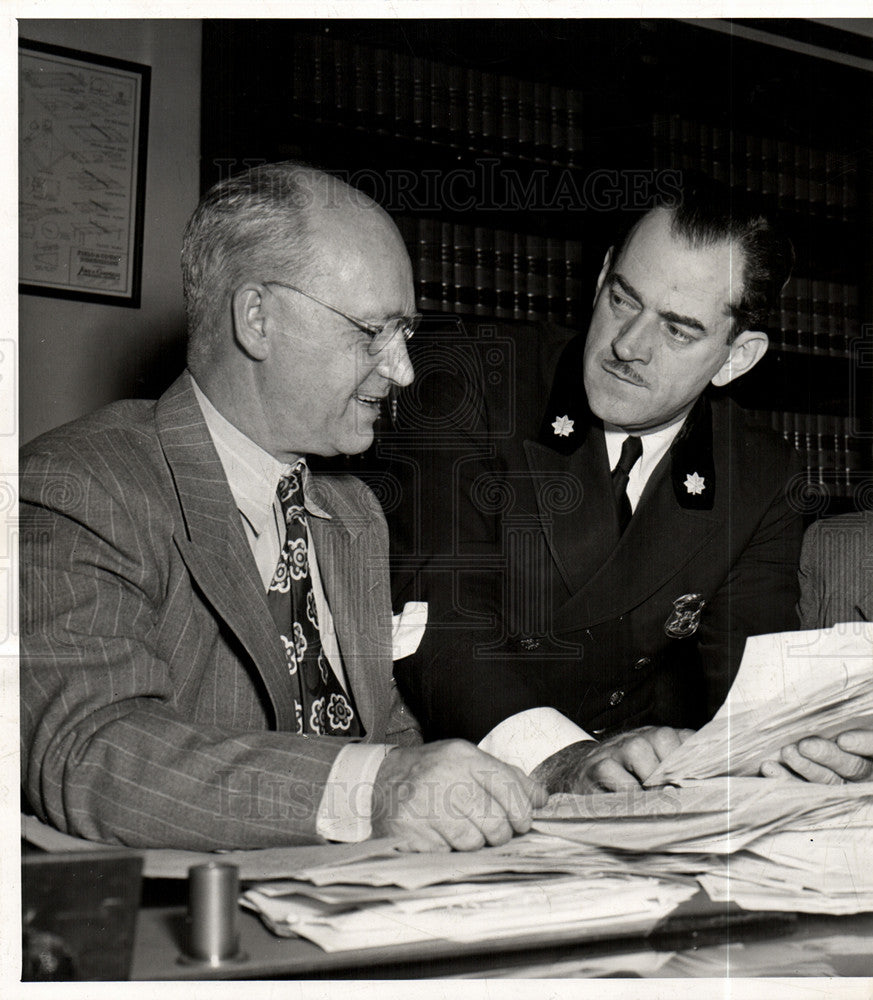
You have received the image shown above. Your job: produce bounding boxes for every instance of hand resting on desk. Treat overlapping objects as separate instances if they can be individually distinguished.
[372,740,549,852]
[531,726,695,794]
[761,729,873,784]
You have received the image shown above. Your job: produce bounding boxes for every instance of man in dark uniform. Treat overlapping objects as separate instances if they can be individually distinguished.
[388,177,803,791]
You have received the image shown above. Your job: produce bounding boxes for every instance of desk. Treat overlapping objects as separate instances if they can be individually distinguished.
[130,890,873,980]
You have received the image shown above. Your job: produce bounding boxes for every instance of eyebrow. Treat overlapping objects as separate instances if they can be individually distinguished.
[609,273,708,333]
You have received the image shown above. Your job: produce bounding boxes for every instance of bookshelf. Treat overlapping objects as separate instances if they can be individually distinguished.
[201,18,873,509]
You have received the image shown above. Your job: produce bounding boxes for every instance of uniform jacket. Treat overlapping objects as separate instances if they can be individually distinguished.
[388,321,803,742]
[20,372,418,850]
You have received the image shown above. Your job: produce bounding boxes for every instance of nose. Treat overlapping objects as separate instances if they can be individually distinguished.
[612,312,653,365]
[376,335,415,388]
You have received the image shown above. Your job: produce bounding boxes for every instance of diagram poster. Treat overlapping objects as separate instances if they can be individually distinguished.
[19,40,150,306]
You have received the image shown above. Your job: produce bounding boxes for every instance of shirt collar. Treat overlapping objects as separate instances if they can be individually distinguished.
[603,413,687,473]
[191,375,330,533]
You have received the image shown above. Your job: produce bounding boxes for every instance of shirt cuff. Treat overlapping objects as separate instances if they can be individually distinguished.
[478,708,594,774]
[315,743,393,842]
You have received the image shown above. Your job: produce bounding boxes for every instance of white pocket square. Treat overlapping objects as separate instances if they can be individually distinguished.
[391,601,428,661]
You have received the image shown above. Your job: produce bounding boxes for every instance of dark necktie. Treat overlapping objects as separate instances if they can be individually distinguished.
[266,461,361,737]
[611,435,643,534]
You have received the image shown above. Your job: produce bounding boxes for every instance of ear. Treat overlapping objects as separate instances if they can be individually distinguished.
[710,330,769,387]
[231,284,271,362]
[593,247,614,304]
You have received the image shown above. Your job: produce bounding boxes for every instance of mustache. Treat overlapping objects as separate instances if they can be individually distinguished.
[603,358,650,388]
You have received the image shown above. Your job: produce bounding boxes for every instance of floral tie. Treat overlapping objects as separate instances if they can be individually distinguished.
[267,461,360,737]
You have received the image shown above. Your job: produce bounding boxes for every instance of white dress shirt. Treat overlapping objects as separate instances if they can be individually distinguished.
[192,379,390,841]
[480,415,688,773]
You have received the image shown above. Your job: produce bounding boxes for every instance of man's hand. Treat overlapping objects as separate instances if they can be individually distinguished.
[761,730,873,784]
[371,740,549,852]
[532,726,694,794]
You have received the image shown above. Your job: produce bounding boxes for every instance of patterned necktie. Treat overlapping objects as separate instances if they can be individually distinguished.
[266,461,361,737]
[611,435,643,534]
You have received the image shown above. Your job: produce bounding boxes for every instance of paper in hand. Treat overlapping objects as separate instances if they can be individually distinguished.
[645,623,873,784]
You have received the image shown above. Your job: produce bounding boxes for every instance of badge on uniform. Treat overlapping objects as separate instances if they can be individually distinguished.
[664,593,707,638]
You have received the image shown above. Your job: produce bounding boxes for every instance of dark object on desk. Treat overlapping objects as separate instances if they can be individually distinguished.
[21,850,143,981]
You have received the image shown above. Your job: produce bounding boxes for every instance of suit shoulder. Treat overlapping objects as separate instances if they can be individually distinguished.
[715,397,798,472]
[22,399,160,460]
[20,399,167,510]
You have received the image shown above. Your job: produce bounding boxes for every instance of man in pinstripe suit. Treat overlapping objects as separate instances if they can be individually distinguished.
[20,163,546,852]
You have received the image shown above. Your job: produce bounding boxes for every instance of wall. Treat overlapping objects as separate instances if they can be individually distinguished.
[18,19,202,445]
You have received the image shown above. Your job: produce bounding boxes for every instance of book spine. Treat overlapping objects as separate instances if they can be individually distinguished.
[454,224,476,314]
[446,64,466,146]
[526,234,548,320]
[795,277,812,354]
[546,237,565,323]
[417,218,443,311]
[566,89,583,168]
[549,86,568,165]
[517,79,535,161]
[533,82,552,162]
[474,226,497,316]
[393,51,413,138]
[498,75,520,158]
[511,232,527,320]
[494,229,515,319]
[373,47,393,135]
[480,71,498,153]
[564,239,582,327]
[412,56,429,139]
[811,279,828,355]
[429,60,450,145]
[440,222,455,310]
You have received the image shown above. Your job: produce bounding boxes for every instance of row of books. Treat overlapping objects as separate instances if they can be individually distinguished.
[652,114,858,223]
[767,277,860,358]
[395,217,586,325]
[289,32,585,165]
[747,410,868,494]
[396,219,861,355]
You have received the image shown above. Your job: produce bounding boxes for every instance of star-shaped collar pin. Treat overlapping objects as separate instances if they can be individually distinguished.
[551,414,575,437]
[684,471,706,496]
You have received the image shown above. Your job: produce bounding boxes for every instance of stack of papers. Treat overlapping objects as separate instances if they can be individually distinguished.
[646,623,873,784]
[241,832,698,951]
[240,625,873,947]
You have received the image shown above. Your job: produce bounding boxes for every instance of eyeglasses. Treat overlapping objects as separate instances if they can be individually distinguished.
[265,280,420,357]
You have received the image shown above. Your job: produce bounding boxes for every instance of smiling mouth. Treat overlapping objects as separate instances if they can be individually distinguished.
[354,393,386,409]
[602,360,648,389]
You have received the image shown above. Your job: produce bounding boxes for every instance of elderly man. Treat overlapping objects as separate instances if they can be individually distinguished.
[20,162,546,853]
[390,177,804,792]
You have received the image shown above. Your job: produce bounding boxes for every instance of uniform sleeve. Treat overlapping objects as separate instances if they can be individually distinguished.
[695,456,804,722]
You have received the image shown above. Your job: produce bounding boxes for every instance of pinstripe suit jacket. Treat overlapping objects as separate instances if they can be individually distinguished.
[798,512,873,628]
[20,372,419,850]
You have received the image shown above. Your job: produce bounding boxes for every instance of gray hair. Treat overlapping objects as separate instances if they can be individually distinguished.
[181,161,323,366]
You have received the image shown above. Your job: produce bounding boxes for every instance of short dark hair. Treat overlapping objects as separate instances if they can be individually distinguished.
[616,172,794,340]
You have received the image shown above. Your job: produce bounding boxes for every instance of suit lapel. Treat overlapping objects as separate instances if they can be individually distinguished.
[554,395,722,629]
[155,374,298,731]
[308,475,391,738]
[524,430,618,595]
[523,333,619,594]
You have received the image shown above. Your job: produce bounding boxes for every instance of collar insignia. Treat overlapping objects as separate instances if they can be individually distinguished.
[683,471,706,496]
[552,414,575,437]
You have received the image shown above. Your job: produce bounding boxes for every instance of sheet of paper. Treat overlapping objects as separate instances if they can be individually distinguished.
[264,876,697,952]
[531,777,873,853]
[645,622,873,784]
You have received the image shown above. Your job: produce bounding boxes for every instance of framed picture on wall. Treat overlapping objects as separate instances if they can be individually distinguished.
[19,39,150,308]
